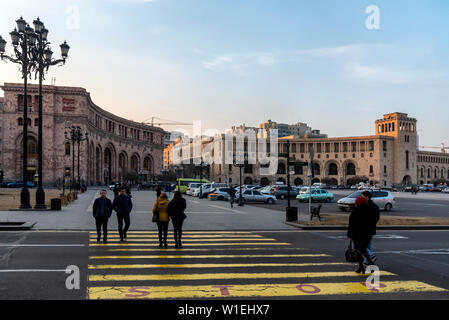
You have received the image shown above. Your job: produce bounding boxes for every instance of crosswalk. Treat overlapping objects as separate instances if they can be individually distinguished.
[87,231,447,299]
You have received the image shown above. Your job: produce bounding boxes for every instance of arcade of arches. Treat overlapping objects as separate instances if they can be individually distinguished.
[89,143,156,185]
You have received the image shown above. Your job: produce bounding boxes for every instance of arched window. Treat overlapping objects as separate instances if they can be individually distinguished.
[346,163,356,175]
[27,137,38,155]
[313,163,320,175]
[428,168,431,178]
[27,118,32,126]
[18,118,23,126]
[65,142,71,156]
[34,118,39,127]
[328,163,338,175]
[434,168,437,178]
[420,168,424,178]
[277,162,286,174]
[370,165,373,174]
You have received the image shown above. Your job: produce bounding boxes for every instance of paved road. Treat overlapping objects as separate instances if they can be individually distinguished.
[249,190,449,218]
[1,229,448,299]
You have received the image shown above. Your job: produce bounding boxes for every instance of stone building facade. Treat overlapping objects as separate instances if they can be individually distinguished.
[0,83,165,186]
[165,112,449,187]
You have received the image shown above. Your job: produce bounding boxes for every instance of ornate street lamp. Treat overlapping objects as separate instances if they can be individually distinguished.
[29,17,70,208]
[0,17,38,209]
[0,16,70,209]
[65,125,88,191]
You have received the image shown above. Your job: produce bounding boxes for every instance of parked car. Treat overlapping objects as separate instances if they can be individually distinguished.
[381,185,398,192]
[428,187,442,192]
[7,181,34,188]
[208,187,231,201]
[338,190,395,212]
[271,185,299,199]
[141,182,154,189]
[186,183,204,196]
[242,184,259,190]
[198,183,229,197]
[236,189,277,204]
[442,188,449,194]
[296,189,334,203]
[298,186,319,195]
[260,185,272,195]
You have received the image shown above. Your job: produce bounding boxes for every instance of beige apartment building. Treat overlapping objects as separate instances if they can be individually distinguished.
[164,112,449,187]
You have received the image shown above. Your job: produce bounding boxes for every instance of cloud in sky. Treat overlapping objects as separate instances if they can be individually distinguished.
[202,55,233,70]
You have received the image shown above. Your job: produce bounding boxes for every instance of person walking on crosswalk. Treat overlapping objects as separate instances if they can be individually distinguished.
[347,196,376,274]
[362,190,380,264]
[113,187,133,242]
[153,192,170,248]
[92,189,113,244]
[168,191,187,248]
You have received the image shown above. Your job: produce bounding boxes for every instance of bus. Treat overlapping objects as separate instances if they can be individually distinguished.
[176,178,210,194]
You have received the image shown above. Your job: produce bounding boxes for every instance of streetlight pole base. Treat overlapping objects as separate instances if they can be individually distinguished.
[35,189,47,209]
[20,188,32,209]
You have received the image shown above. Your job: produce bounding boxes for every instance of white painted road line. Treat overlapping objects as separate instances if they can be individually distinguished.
[377,248,449,255]
[328,235,408,240]
[207,204,245,214]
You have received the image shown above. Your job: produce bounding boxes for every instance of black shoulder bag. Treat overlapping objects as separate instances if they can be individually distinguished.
[345,240,361,263]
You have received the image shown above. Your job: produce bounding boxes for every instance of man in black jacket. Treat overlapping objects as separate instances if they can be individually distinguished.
[113,188,133,241]
[347,196,376,273]
[362,190,380,263]
[92,189,113,243]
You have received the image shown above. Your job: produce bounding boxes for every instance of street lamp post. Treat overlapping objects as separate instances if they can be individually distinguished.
[65,125,88,191]
[0,17,36,209]
[30,17,70,209]
[233,154,246,207]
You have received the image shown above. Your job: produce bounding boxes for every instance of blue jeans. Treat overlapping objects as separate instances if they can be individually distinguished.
[230,196,235,208]
[364,241,375,263]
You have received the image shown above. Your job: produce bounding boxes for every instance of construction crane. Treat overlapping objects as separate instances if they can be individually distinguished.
[142,116,192,127]
[419,143,449,153]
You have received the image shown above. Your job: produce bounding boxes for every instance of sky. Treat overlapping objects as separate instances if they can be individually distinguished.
[0,0,448,148]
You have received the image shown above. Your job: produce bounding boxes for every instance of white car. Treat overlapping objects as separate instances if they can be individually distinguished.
[236,189,277,204]
[442,188,449,194]
[209,187,231,201]
[260,186,272,195]
[338,190,395,212]
[186,183,204,196]
[299,186,319,195]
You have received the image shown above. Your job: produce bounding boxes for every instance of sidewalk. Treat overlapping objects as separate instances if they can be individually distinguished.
[0,189,298,230]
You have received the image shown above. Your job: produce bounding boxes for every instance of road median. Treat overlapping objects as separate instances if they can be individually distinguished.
[287,213,449,230]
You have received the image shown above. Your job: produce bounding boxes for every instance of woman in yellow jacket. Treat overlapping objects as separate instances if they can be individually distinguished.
[152,192,170,247]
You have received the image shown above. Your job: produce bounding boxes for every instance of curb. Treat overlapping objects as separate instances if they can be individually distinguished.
[0,221,37,231]
[284,221,449,230]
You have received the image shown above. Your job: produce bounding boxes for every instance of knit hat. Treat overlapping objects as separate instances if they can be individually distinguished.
[355,196,368,207]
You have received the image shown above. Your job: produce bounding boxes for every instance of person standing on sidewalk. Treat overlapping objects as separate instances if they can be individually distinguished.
[347,196,376,274]
[155,184,162,199]
[362,190,380,264]
[92,189,113,244]
[229,186,236,208]
[113,188,133,242]
[168,191,187,248]
[152,192,170,248]
[166,183,172,199]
